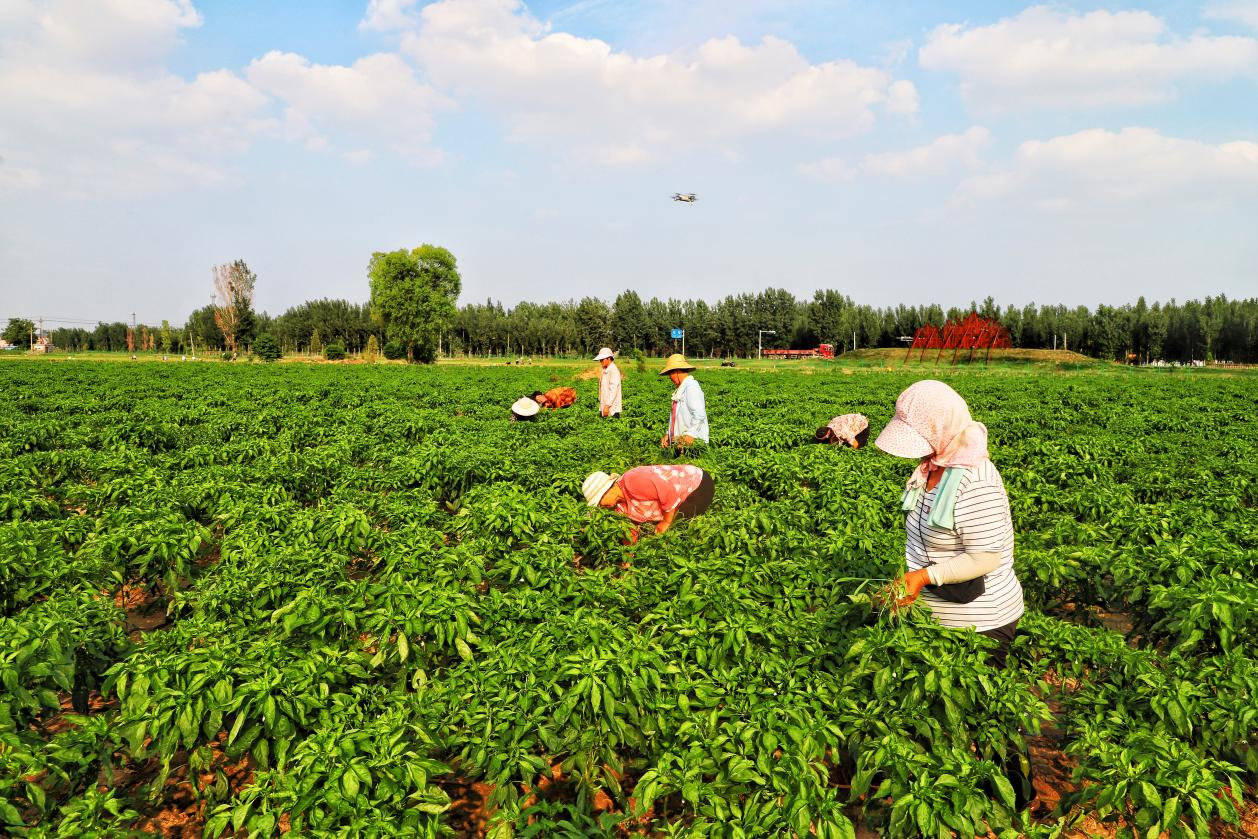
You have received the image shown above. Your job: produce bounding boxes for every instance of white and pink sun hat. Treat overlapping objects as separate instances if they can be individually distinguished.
[875,380,974,460]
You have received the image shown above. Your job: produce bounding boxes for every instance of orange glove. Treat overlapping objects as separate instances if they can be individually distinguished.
[896,568,932,608]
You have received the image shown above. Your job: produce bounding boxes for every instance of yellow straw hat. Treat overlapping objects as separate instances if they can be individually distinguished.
[659,353,696,375]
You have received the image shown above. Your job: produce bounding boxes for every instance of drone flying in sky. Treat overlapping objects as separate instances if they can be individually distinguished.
[671,193,698,203]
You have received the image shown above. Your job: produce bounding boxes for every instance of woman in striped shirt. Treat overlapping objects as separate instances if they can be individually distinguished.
[874,379,1025,666]
[875,379,1034,812]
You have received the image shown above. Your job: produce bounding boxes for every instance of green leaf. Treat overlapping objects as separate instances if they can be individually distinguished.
[397,632,410,662]
[416,801,451,815]
[342,769,360,799]
[992,774,1016,809]
[793,804,811,837]
[455,637,473,661]
[0,799,22,826]
[226,713,245,746]
[25,782,46,812]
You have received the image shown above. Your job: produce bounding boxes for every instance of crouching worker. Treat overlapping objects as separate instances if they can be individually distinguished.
[533,387,577,410]
[510,397,540,421]
[583,464,715,537]
[815,413,870,447]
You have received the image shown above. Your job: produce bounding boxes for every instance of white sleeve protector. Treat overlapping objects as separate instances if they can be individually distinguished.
[926,551,1002,586]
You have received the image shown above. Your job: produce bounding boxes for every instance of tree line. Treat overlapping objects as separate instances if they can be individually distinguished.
[10,248,1255,362]
[28,291,1258,363]
[455,291,1255,362]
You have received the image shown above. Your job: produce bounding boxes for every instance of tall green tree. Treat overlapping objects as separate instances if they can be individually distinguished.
[3,318,34,346]
[574,297,612,353]
[159,320,173,354]
[184,306,224,352]
[369,244,462,363]
[612,291,649,351]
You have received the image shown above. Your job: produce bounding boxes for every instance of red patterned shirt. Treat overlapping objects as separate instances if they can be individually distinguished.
[541,387,577,409]
[615,465,705,524]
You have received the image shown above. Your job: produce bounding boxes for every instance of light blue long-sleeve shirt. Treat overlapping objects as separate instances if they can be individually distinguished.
[668,375,709,443]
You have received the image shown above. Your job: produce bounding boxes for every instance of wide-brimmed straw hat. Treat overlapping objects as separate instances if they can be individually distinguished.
[659,353,695,376]
[582,471,619,506]
[511,397,540,419]
[874,383,943,459]
[594,347,615,361]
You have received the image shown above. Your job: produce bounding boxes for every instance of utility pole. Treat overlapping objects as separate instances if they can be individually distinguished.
[853,330,857,352]
[758,329,775,360]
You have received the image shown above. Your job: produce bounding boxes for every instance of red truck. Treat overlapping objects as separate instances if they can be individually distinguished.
[762,344,835,359]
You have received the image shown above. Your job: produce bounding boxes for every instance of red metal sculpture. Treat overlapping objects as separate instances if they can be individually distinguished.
[906,313,1012,365]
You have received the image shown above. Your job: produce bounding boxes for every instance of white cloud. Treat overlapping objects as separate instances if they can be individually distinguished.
[379,0,915,163]
[246,51,448,162]
[5,0,203,69]
[920,5,1258,109]
[359,0,421,32]
[959,127,1258,207]
[0,0,447,195]
[884,79,919,115]
[1206,1,1258,31]
[800,126,990,181]
[0,1,271,195]
[881,39,914,69]
[863,126,990,176]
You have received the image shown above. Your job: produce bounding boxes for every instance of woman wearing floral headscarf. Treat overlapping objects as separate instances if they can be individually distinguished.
[815,413,870,448]
[874,380,1025,665]
[876,379,1033,811]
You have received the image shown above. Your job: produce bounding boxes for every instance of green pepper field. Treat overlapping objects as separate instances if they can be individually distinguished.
[1,360,1256,839]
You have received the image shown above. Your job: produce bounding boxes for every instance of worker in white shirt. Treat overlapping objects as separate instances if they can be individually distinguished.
[659,354,709,448]
[594,347,622,418]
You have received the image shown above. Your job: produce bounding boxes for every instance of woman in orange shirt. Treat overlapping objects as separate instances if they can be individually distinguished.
[582,465,715,536]
[532,387,577,410]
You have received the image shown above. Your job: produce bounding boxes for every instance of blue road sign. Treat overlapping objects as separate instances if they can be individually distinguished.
[670,328,684,340]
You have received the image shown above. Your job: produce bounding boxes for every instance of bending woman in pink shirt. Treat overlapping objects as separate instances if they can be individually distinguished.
[582,465,715,537]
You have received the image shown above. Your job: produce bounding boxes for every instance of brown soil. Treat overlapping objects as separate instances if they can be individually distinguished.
[124,735,255,838]
[193,543,221,570]
[42,691,117,735]
[1093,607,1135,635]
[120,586,171,638]
[443,776,495,837]
[1212,795,1258,838]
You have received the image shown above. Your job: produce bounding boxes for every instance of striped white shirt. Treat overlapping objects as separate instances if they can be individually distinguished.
[905,460,1024,631]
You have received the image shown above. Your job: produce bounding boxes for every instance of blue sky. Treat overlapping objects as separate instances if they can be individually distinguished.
[1,0,1256,327]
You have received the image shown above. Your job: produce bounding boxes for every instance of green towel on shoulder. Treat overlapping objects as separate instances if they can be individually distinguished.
[900,466,966,530]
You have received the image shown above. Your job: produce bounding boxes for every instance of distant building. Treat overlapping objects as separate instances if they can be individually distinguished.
[32,335,52,353]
